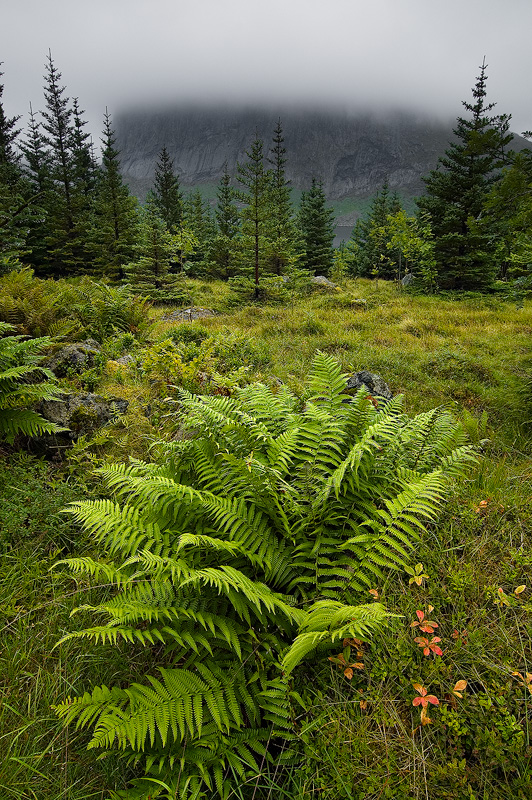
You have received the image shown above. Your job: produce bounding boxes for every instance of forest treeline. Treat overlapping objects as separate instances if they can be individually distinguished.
[1,54,532,298]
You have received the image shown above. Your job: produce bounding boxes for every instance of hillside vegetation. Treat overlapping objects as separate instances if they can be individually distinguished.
[1,274,531,800]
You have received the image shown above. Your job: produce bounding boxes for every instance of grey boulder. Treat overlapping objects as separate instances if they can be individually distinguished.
[346,371,393,400]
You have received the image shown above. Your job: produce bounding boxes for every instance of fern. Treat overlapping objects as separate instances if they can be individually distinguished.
[55,352,477,799]
[0,322,67,442]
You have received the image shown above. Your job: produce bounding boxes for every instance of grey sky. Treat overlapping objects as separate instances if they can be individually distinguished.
[2,0,531,141]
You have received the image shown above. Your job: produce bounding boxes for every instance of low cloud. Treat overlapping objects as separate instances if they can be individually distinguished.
[2,0,531,141]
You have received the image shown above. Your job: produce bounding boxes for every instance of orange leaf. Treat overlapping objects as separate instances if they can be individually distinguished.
[426,695,439,705]
[412,696,423,706]
[369,588,379,599]
[454,680,468,692]
[416,610,424,622]
[413,684,426,695]
[344,668,354,680]
[359,700,368,710]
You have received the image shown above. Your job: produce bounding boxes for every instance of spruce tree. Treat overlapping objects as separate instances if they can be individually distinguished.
[0,66,37,271]
[348,182,403,279]
[0,63,21,184]
[39,52,93,275]
[19,105,53,272]
[41,51,75,231]
[125,196,182,301]
[210,165,240,279]
[91,110,138,279]
[22,105,51,195]
[482,145,532,280]
[266,119,298,274]
[235,135,271,296]
[182,189,216,275]
[152,146,183,231]
[71,97,97,196]
[417,59,513,289]
[298,178,335,275]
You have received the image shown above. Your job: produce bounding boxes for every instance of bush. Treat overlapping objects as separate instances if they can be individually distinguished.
[0,322,67,443]
[54,353,476,799]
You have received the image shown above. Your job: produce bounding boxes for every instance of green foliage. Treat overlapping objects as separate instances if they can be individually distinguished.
[125,197,186,303]
[417,60,513,289]
[297,178,335,276]
[54,353,474,798]
[209,167,240,279]
[347,182,403,280]
[386,210,438,291]
[142,328,270,395]
[0,321,66,442]
[0,268,152,343]
[235,136,272,295]
[68,281,153,342]
[90,111,139,279]
[151,146,183,232]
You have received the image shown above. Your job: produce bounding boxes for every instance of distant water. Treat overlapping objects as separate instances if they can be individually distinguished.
[334,226,352,247]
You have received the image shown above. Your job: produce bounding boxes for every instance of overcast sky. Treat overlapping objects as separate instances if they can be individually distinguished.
[2,0,531,141]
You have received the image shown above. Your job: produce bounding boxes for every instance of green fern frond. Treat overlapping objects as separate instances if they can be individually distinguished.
[282,600,391,674]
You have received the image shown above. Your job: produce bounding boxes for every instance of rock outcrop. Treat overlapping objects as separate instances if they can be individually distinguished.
[346,371,393,401]
[115,106,454,214]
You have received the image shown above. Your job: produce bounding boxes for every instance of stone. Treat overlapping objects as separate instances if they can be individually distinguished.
[38,393,129,438]
[115,354,135,366]
[311,275,338,290]
[401,273,414,287]
[346,371,393,401]
[161,307,215,322]
[43,340,100,378]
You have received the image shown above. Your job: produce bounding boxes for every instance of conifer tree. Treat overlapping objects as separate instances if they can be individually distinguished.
[22,105,51,195]
[41,51,75,231]
[266,119,299,274]
[298,178,335,275]
[91,110,138,279]
[19,105,53,272]
[210,165,240,279]
[348,182,403,279]
[0,63,21,184]
[0,66,37,271]
[71,97,97,196]
[152,145,183,231]
[125,196,183,301]
[39,52,93,275]
[482,144,532,280]
[417,59,513,289]
[182,189,216,274]
[235,136,271,296]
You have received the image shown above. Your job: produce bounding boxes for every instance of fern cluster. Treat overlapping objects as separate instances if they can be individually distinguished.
[0,321,67,442]
[55,353,477,798]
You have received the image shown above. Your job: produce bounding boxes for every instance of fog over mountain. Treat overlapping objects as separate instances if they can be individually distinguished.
[2,0,531,142]
[115,105,529,227]
[116,106,451,204]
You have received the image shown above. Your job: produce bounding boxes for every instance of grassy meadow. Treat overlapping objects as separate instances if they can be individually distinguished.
[1,276,532,799]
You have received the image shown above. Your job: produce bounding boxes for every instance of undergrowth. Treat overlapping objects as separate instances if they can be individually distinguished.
[0,274,531,798]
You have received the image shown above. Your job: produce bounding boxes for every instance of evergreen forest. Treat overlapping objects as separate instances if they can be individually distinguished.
[1,55,532,800]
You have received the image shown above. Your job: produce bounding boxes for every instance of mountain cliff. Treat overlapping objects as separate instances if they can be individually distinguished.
[114,106,525,226]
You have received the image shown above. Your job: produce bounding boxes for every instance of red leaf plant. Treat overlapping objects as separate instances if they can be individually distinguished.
[414,636,443,656]
[412,683,439,725]
[410,609,439,634]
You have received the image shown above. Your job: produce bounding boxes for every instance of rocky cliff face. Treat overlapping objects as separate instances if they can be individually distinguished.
[115,106,454,207]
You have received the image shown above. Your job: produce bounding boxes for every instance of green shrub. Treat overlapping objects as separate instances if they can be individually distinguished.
[54,353,475,799]
[0,322,67,443]
[69,281,153,342]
